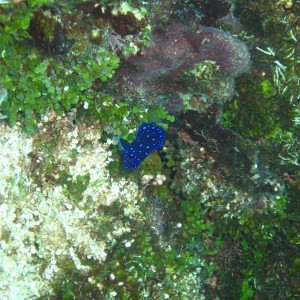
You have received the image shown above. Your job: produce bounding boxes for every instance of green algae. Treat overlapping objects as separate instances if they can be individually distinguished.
[0,42,120,131]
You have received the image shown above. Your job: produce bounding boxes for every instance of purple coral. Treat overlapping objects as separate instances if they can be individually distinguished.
[127,24,250,78]
[120,24,250,114]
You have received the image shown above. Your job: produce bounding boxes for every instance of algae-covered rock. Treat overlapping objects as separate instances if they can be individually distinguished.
[0,116,141,299]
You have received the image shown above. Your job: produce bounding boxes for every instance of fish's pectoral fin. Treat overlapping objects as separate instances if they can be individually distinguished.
[118,138,131,151]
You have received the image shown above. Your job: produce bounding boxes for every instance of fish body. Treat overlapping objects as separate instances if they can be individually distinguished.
[119,122,166,169]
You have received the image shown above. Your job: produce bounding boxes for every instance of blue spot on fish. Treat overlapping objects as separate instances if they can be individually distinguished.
[119,122,166,169]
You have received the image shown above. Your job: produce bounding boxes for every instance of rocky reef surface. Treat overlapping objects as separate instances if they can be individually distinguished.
[0,0,299,299]
[0,117,140,298]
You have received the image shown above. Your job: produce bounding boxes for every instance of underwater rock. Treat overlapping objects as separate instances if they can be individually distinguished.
[127,24,250,78]
[29,6,74,54]
[180,109,284,195]
[79,2,147,37]
[215,13,243,34]
[167,0,232,27]
[197,0,232,26]
[160,95,184,114]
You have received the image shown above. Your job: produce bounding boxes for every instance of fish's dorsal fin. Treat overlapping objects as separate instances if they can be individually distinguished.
[118,138,131,151]
[137,122,148,135]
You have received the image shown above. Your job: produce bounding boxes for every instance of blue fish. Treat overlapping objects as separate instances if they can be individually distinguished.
[119,122,166,169]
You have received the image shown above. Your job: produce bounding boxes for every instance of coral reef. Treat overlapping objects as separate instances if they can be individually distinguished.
[0,0,299,299]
